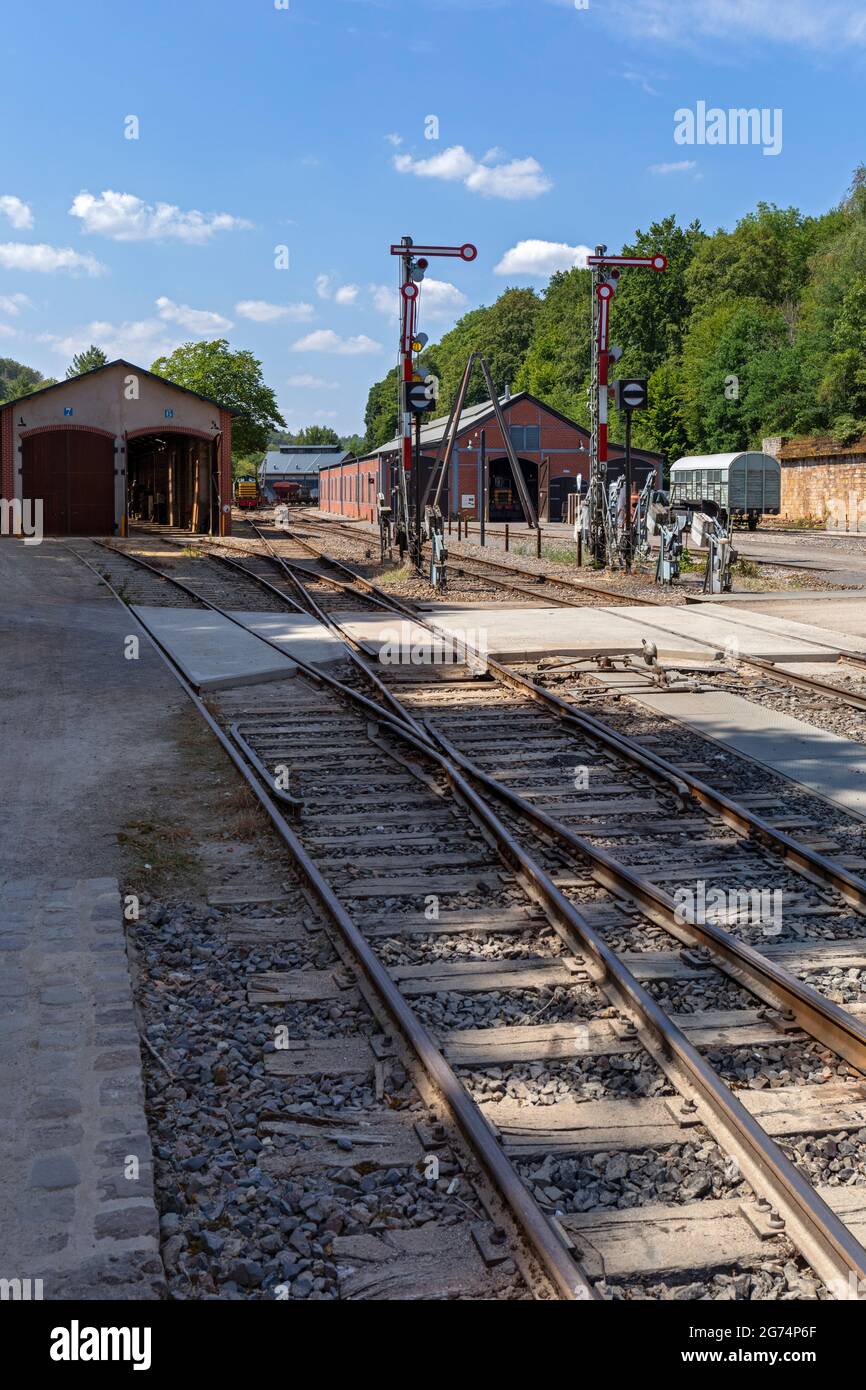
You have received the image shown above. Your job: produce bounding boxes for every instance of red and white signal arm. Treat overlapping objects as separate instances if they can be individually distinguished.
[391,243,477,261]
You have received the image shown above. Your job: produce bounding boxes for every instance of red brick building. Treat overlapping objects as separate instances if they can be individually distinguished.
[320,391,662,525]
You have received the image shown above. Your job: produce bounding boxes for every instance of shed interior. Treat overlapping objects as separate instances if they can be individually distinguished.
[127,433,218,532]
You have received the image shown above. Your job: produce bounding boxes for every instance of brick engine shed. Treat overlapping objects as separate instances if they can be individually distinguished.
[319,391,662,525]
[0,358,236,537]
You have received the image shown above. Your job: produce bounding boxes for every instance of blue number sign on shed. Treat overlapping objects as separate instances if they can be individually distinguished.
[164,409,174,419]
[63,407,74,417]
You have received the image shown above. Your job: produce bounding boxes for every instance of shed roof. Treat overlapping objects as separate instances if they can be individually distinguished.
[0,357,240,415]
[319,390,661,470]
[261,448,348,476]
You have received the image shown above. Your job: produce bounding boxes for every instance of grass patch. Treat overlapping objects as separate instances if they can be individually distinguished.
[733,556,760,579]
[181,545,205,559]
[377,563,415,587]
[512,542,579,566]
[118,817,199,894]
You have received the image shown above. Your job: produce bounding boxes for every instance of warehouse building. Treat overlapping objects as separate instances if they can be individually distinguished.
[0,358,235,537]
[259,443,348,505]
[320,391,662,524]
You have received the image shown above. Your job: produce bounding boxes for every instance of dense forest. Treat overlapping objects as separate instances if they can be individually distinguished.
[364,169,866,466]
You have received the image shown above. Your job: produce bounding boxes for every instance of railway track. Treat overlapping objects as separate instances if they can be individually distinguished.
[73,526,866,1300]
[277,510,657,607]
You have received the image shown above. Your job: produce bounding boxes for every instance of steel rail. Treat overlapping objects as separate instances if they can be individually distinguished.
[105,534,866,1063]
[271,523,866,912]
[93,536,866,1295]
[372,719,866,1298]
[248,545,866,1072]
[94,539,424,740]
[68,543,595,1302]
[274,513,650,607]
[728,655,866,715]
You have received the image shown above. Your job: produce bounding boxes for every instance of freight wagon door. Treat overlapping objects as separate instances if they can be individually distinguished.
[22,430,116,536]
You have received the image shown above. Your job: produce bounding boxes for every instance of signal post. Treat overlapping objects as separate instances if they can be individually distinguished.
[390,237,477,567]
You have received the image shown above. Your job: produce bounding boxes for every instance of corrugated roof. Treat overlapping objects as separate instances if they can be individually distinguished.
[358,394,530,460]
[261,449,348,476]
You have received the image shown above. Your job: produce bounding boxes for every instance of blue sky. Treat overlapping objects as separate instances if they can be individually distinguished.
[1,0,864,437]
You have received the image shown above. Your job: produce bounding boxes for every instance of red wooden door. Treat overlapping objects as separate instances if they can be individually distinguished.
[22,430,115,535]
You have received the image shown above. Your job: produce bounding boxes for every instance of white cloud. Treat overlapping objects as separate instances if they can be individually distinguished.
[622,68,661,96]
[418,278,468,318]
[371,277,466,319]
[494,239,592,277]
[0,242,104,275]
[0,292,31,315]
[0,324,16,338]
[394,144,551,200]
[287,374,339,389]
[291,329,383,356]
[69,190,252,243]
[370,284,394,315]
[40,318,180,363]
[0,196,34,230]
[549,0,866,47]
[648,159,697,174]
[316,274,359,305]
[385,133,403,148]
[155,296,232,333]
[235,299,314,323]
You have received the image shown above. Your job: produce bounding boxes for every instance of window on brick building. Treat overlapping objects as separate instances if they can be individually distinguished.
[509,425,540,451]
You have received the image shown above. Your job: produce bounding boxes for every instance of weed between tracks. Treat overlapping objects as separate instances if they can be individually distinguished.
[377,563,415,587]
[118,818,199,894]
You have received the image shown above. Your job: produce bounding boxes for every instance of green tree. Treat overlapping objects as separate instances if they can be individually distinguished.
[516,267,593,422]
[66,344,108,378]
[364,364,401,449]
[681,300,794,452]
[150,339,285,457]
[0,358,53,401]
[340,432,366,457]
[632,362,690,474]
[293,425,341,446]
[613,215,706,375]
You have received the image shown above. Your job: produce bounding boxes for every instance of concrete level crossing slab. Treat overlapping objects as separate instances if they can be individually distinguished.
[611,604,866,662]
[232,610,346,668]
[338,605,843,665]
[593,671,866,818]
[131,606,344,690]
[699,592,866,645]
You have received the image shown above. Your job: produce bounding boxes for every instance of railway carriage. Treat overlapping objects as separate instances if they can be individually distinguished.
[669,452,781,529]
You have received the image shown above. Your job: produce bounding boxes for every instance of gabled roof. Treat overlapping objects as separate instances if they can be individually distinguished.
[319,389,661,468]
[0,357,240,415]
